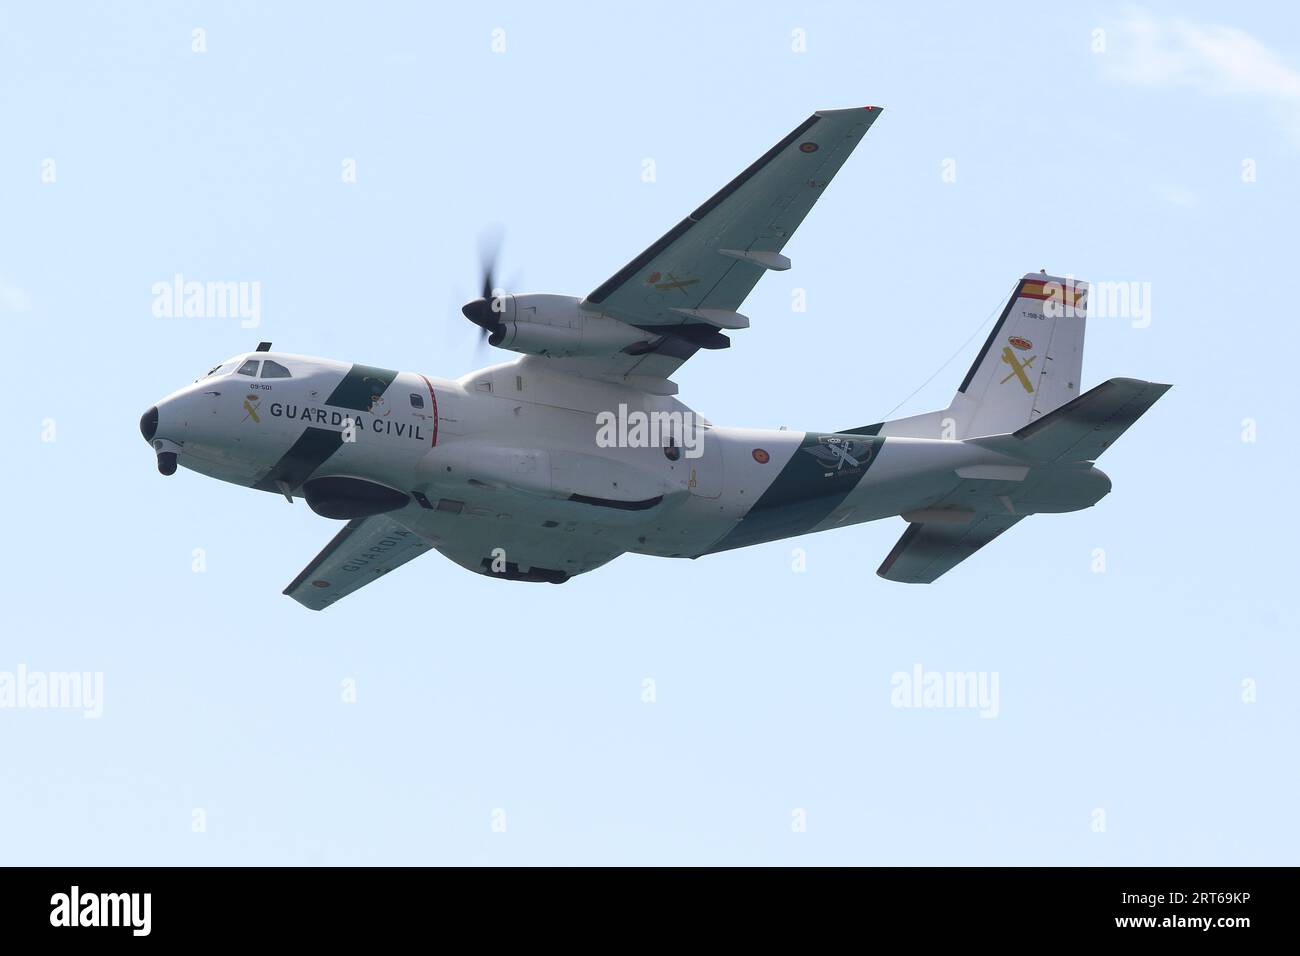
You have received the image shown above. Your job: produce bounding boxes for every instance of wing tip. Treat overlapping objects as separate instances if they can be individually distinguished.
[877,521,923,578]
[282,586,326,610]
[1106,376,1174,394]
[814,105,885,118]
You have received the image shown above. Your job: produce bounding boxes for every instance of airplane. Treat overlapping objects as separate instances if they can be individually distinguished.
[140,106,1169,610]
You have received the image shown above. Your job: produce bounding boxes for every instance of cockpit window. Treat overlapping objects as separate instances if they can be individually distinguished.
[202,360,236,378]
[237,359,261,377]
[261,360,292,379]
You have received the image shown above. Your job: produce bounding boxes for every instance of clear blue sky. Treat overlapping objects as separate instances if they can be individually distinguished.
[3,1,1296,864]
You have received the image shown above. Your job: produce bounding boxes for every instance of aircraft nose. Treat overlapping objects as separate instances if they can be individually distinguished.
[142,401,179,475]
[140,405,158,443]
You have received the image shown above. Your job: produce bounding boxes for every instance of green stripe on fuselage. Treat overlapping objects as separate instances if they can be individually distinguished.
[253,426,345,493]
[704,432,884,553]
[325,364,399,412]
[253,363,399,495]
[836,422,883,436]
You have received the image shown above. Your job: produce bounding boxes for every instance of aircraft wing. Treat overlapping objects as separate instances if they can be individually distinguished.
[569,107,882,384]
[283,515,432,611]
[877,514,1024,584]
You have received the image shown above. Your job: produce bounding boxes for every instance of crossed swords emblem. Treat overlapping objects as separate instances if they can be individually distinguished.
[804,439,870,473]
[999,346,1038,393]
[242,395,261,423]
[821,443,861,470]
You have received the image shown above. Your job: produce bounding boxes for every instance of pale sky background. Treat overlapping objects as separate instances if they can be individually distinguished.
[2,1,1296,864]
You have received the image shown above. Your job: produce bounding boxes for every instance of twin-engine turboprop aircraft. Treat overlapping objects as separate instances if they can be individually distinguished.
[141,107,1168,610]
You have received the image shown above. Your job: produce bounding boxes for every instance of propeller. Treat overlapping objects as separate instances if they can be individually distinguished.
[462,231,508,350]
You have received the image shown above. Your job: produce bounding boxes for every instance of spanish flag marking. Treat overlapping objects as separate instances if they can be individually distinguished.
[1019,280,1086,306]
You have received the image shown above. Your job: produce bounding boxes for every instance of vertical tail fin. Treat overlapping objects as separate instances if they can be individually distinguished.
[855,273,1089,440]
[955,273,1087,435]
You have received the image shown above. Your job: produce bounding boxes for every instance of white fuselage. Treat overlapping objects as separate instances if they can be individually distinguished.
[143,349,1110,581]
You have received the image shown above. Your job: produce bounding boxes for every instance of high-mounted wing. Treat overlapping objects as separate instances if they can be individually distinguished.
[573,107,882,382]
[283,515,432,611]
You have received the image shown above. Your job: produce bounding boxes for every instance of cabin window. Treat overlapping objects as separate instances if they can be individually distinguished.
[236,359,261,376]
[202,360,240,378]
[409,393,425,409]
[261,360,292,378]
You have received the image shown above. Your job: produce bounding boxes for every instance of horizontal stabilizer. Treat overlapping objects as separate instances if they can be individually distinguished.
[877,514,1024,584]
[972,377,1170,463]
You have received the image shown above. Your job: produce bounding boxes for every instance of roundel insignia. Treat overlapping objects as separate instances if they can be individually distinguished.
[799,142,819,153]
[752,448,770,464]
[1009,336,1033,351]
[311,580,330,588]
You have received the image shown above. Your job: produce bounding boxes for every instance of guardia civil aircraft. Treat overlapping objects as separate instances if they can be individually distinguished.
[141,107,1168,610]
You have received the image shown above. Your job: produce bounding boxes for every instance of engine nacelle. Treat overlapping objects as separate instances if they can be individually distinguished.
[487,294,649,357]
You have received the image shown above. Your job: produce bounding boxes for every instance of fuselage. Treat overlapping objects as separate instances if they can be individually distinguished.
[142,349,1110,581]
